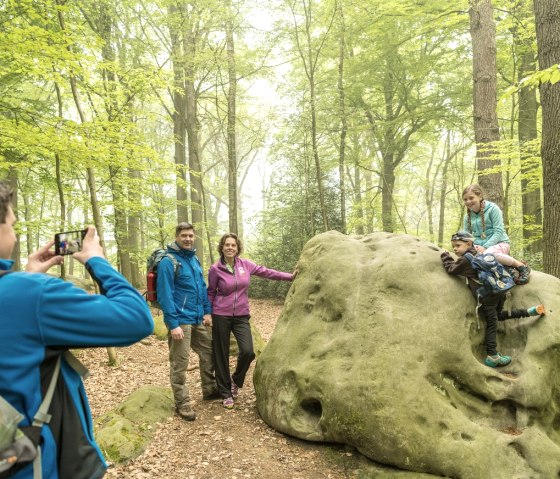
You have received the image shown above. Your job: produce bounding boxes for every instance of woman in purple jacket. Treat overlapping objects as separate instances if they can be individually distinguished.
[207,233,294,409]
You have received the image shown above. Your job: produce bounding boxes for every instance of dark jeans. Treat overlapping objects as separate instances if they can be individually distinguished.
[212,314,256,399]
[479,294,506,356]
[499,309,530,320]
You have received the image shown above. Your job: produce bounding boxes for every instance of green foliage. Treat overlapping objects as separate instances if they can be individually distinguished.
[249,162,342,298]
[0,0,549,283]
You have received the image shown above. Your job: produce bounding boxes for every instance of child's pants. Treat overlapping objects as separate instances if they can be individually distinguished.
[479,294,506,356]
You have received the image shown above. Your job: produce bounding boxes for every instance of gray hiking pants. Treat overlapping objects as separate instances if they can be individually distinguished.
[168,323,215,406]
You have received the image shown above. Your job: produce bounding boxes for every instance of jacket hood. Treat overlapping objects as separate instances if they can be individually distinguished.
[167,241,196,257]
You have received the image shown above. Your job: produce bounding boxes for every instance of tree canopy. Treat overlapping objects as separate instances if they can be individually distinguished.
[1,0,558,284]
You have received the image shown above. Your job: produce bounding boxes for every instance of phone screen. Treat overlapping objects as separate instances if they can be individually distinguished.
[54,229,87,256]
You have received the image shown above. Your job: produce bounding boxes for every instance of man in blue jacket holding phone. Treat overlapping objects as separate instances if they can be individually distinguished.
[0,181,154,479]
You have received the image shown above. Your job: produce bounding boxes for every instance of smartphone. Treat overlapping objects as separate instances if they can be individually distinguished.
[54,229,88,256]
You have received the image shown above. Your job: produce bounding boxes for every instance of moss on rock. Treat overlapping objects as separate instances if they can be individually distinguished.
[95,386,173,463]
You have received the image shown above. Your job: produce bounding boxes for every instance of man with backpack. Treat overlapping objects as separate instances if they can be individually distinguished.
[0,181,154,478]
[156,222,217,421]
[441,230,544,368]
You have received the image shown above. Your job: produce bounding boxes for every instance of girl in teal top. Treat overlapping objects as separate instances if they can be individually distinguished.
[462,184,531,284]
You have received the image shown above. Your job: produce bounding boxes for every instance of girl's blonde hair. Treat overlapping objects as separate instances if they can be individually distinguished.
[462,184,486,237]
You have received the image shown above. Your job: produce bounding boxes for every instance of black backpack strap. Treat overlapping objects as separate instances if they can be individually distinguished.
[32,350,89,426]
[166,254,181,280]
[32,356,61,428]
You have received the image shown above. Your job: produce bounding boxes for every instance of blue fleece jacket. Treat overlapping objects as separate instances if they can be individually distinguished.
[463,200,510,248]
[156,243,211,330]
[0,257,153,479]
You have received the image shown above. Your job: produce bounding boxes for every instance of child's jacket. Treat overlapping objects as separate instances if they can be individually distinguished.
[440,247,481,297]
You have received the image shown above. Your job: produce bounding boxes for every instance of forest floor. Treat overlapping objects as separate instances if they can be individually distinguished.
[81,299,373,479]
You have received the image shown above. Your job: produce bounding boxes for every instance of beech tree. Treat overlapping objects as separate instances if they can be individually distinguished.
[469,0,504,206]
[533,0,560,277]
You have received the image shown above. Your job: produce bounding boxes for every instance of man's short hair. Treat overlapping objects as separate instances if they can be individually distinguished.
[175,222,194,236]
[451,230,474,243]
[0,182,14,224]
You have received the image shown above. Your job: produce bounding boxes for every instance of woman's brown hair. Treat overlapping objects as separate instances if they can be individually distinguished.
[217,233,243,260]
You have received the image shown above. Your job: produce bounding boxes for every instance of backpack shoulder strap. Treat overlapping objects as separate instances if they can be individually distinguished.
[32,351,88,428]
[29,351,88,479]
[32,356,61,428]
[165,254,181,279]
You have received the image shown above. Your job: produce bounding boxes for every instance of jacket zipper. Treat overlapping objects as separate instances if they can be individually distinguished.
[177,252,201,317]
[232,267,238,316]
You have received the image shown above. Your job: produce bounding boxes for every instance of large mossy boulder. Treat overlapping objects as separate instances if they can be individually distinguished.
[95,386,173,463]
[254,231,560,479]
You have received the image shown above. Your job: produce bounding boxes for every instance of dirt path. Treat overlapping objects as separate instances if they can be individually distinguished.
[81,299,363,479]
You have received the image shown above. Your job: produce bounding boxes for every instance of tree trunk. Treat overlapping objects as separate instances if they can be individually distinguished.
[56,2,106,253]
[381,152,396,233]
[437,134,453,247]
[516,13,542,253]
[98,5,131,277]
[425,149,436,243]
[353,161,364,235]
[226,1,238,235]
[168,3,189,224]
[364,166,374,234]
[337,4,347,234]
[293,0,330,232]
[533,0,560,276]
[7,169,20,269]
[308,65,329,231]
[185,69,205,258]
[469,0,504,207]
[128,168,142,288]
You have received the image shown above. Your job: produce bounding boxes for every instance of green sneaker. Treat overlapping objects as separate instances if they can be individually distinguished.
[485,353,512,368]
[517,265,531,285]
[527,304,545,316]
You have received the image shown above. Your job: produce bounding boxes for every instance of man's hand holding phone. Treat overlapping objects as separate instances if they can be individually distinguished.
[72,226,104,264]
[25,240,64,273]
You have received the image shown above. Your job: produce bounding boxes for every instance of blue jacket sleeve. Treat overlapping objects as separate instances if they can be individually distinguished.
[156,257,179,330]
[202,278,212,316]
[38,257,153,347]
[194,257,211,316]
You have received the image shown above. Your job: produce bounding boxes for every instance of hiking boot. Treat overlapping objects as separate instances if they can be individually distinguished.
[176,404,196,421]
[527,304,545,316]
[223,397,234,409]
[202,390,221,400]
[231,381,239,399]
[485,353,512,368]
[516,265,531,285]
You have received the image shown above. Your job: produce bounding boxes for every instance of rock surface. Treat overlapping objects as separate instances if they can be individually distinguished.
[95,386,173,463]
[254,231,560,479]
